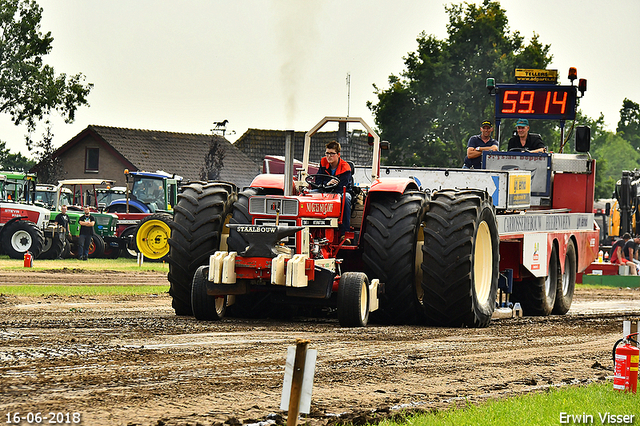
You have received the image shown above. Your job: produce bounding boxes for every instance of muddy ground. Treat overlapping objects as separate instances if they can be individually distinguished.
[1,269,639,426]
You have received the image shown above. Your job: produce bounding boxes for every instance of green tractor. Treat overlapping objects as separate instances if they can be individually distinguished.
[35,180,124,258]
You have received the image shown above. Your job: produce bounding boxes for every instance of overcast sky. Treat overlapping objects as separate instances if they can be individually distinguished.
[2,0,638,157]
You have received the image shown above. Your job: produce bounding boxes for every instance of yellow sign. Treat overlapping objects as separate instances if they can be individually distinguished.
[508,173,531,207]
[515,69,558,83]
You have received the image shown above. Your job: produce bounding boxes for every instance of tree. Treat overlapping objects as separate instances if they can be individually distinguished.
[593,133,640,200]
[30,124,62,183]
[0,0,93,147]
[200,137,226,181]
[0,140,34,171]
[617,98,640,150]
[368,1,555,167]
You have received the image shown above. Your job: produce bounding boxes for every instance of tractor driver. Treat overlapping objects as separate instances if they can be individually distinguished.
[317,141,353,241]
[507,118,547,153]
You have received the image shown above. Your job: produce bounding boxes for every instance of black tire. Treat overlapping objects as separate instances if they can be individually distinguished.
[361,191,429,325]
[61,238,72,259]
[512,244,559,316]
[135,213,173,261]
[1,220,44,259]
[167,182,236,316]
[553,240,576,315]
[89,234,105,258]
[39,233,65,259]
[421,189,499,328]
[191,265,226,320]
[120,227,138,258]
[102,243,121,259]
[337,272,370,327]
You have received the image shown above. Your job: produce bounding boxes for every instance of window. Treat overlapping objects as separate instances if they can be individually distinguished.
[85,148,99,172]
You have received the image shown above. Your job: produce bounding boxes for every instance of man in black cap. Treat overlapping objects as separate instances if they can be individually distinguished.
[507,118,546,153]
[463,120,499,169]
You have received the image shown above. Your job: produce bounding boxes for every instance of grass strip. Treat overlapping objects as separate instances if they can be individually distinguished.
[0,256,169,272]
[379,382,638,426]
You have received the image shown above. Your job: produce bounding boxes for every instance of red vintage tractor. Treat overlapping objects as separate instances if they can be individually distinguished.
[167,117,499,327]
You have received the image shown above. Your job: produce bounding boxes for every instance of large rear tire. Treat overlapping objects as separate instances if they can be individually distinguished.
[362,191,429,325]
[191,265,226,320]
[167,182,236,316]
[513,244,559,316]
[553,240,576,315]
[337,272,370,327]
[39,233,65,259]
[135,213,173,261]
[1,220,44,259]
[421,189,499,328]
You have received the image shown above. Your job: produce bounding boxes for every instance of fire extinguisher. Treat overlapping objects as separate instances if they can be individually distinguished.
[23,251,33,268]
[612,332,639,393]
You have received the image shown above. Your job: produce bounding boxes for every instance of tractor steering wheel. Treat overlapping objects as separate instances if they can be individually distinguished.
[508,147,531,152]
[306,174,339,191]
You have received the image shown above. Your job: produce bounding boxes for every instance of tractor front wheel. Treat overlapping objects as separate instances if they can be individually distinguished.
[1,220,44,259]
[135,213,173,261]
[337,272,370,327]
[191,265,226,320]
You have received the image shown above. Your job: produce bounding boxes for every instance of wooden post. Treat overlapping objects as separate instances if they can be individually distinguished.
[287,339,309,426]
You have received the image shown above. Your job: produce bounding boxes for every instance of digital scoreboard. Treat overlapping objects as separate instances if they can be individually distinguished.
[494,84,578,121]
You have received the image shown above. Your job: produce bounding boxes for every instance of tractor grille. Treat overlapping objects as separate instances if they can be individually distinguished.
[95,215,112,227]
[249,197,299,216]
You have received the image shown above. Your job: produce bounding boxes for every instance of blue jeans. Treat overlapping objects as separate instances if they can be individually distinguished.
[78,234,92,259]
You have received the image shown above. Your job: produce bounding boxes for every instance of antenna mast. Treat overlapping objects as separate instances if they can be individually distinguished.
[346,73,351,117]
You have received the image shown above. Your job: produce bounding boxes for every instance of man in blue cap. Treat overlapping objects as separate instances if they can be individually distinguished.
[507,118,546,153]
[463,120,499,169]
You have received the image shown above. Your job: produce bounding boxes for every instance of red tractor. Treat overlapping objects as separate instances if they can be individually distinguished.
[167,117,500,327]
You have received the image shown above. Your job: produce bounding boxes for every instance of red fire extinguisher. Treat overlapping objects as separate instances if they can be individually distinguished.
[613,332,639,393]
[23,251,33,268]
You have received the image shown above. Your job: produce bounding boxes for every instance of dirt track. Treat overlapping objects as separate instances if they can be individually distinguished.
[1,269,639,426]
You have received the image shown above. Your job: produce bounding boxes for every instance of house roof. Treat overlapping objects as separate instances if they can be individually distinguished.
[44,125,262,188]
[234,129,374,167]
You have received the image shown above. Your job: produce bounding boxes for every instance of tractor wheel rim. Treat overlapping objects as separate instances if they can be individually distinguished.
[11,230,32,252]
[137,220,171,258]
[359,280,368,321]
[473,221,493,303]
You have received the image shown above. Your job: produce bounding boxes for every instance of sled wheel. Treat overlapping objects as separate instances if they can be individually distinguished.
[553,240,576,315]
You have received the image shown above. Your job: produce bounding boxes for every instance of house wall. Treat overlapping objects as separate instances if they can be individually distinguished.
[56,135,129,186]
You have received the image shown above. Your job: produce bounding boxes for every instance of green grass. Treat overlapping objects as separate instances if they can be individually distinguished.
[0,285,169,296]
[380,382,639,426]
[0,255,170,272]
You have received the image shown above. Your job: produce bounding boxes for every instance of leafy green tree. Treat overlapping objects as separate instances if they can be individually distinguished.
[0,0,93,147]
[617,98,640,150]
[0,140,34,171]
[593,133,640,199]
[368,0,557,167]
